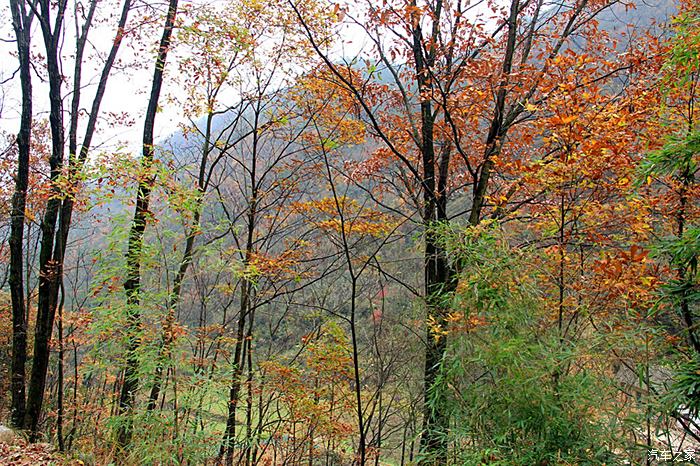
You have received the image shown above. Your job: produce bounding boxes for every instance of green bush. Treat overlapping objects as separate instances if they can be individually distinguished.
[430,224,621,465]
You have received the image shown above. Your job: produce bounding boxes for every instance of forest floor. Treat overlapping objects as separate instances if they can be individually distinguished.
[0,440,71,465]
[0,425,84,466]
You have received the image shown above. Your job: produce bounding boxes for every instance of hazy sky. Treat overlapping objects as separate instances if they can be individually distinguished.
[0,0,194,153]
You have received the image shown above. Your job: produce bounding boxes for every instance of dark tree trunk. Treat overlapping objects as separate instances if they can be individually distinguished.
[23,0,131,438]
[221,102,262,465]
[56,292,65,451]
[116,0,178,448]
[420,0,519,459]
[410,0,453,460]
[221,278,251,466]
[677,158,700,353]
[25,0,68,436]
[8,0,34,430]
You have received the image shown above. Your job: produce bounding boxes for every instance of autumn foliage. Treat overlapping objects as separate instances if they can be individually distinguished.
[1,0,699,464]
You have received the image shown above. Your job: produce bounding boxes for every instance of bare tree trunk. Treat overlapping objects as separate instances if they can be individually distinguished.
[410,0,454,459]
[244,306,256,466]
[56,290,65,451]
[22,0,132,438]
[677,162,700,353]
[116,0,178,448]
[222,101,262,465]
[8,0,34,430]
[221,278,252,466]
[421,1,519,460]
[25,0,68,436]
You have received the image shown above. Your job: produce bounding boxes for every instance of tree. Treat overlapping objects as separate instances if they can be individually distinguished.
[641,4,700,433]
[6,0,134,438]
[117,0,178,448]
[289,0,634,460]
[7,0,34,430]
[643,0,700,355]
[2,0,692,461]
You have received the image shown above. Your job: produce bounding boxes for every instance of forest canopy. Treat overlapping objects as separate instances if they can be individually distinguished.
[0,0,699,464]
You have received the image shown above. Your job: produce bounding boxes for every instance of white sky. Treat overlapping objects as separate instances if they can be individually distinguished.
[0,0,194,154]
[0,0,503,154]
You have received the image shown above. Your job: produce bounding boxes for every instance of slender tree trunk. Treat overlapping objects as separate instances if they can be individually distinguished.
[411,0,452,457]
[374,388,383,466]
[552,186,568,391]
[222,208,257,464]
[244,306,255,466]
[677,162,700,353]
[221,278,251,465]
[8,0,33,430]
[25,0,68,435]
[222,104,261,465]
[67,340,78,450]
[349,278,366,465]
[22,0,131,438]
[116,0,178,448]
[56,292,65,451]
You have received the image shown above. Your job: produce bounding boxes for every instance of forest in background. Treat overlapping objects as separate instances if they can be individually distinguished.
[0,0,699,463]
